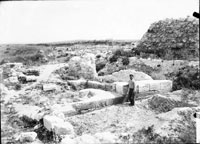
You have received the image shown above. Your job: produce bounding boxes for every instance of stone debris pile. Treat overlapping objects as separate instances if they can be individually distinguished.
[137,17,199,59]
[1,62,41,85]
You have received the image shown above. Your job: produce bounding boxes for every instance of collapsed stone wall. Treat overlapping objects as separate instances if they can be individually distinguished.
[136,17,199,60]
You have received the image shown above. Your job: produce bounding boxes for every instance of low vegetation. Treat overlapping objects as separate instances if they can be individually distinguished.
[172,66,200,90]
[131,109,196,144]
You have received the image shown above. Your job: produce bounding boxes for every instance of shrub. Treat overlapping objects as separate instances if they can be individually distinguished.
[109,55,118,63]
[122,57,129,65]
[131,120,195,144]
[96,54,101,59]
[131,125,177,143]
[30,53,44,61]
[0,59,9,65]
[98,71,105,76]
[114,49,123,56]
[15,84,21,90]
[96,62,106,72]
[172,66,200,90]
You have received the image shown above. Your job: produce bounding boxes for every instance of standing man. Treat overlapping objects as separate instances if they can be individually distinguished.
[127,74,135,106]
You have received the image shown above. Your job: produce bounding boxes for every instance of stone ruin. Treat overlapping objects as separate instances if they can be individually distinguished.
[0,52,176,143]
[136,17,199,60]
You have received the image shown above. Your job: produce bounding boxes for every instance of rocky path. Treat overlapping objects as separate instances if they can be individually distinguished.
[37,63,67,82]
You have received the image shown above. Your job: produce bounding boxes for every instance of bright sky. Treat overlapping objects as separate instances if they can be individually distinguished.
[0,0,198,44]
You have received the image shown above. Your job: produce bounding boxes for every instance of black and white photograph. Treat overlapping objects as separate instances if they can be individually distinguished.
[0,0,199,143]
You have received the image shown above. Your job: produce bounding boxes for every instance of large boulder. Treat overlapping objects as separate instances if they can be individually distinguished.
[43,115,74,136]
[99,69,153,83]
[68,53,98,80]
[112,69,153,81]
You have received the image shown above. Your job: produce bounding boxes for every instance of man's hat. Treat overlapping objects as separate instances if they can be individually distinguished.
[129,74,134,76]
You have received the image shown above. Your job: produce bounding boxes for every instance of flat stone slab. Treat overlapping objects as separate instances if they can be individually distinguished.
[113,80,172,95]
[71,89,123,112]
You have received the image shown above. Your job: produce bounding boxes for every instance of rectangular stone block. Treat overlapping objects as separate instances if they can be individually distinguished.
[135,81,150,93]
[43,115,64,131]
[87,81,105,90]
[54,121,74,135]
[113,82,128,96]
[135,80,172,93]
[149,81,161,91]
[43,84,57,91]
[104,83,113,91]
[160,80,173,92]
[72,93,123,112]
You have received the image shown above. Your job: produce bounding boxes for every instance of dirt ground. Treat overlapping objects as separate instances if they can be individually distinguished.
[66,99,169,136]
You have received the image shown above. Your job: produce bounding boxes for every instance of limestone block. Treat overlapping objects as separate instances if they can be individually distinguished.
[51,104,77,117]
[135,81,150,93]
[160,80,173,92]
[8,76,18,83]
[25,76,37,82]
[104,83,113,91]
[43,83,58,91]
[135,80,172,93]
[72,89,123,111]
[43,115,64,131]
[18,132,37,142]
[87,81,105,89]
[149,81,161,91]
[113,82,129,96]
[54,121,74,135]
[111,69,153,82]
